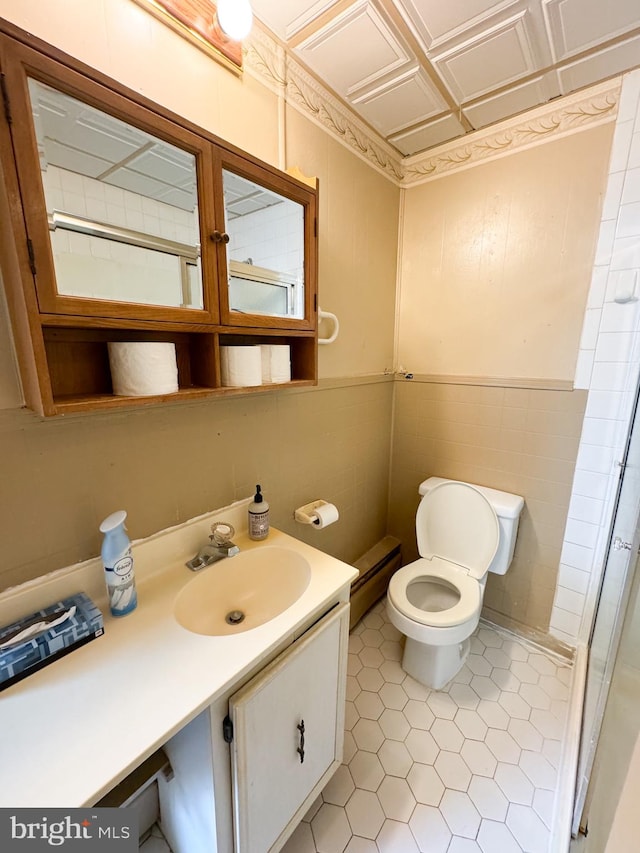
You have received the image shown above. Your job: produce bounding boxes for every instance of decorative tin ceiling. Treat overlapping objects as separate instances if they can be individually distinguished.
[250,0,640,156]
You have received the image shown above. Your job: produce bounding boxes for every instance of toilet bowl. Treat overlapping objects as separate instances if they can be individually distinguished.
[387,478,524,690]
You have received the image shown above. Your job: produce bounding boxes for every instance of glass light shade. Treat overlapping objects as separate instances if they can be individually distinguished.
[217,0,253,41]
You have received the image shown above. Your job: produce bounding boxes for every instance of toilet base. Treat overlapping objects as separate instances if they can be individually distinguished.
[402,636,471,690]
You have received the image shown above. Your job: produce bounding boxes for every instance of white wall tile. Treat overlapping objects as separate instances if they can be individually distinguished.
[557,563,590,594]
[617,70,640,123]
[590,361,630,391]
[621,167,640,204]
[579,309,602,349]
[568,493,604,526]
[560,540,596,572]
[574,349,594,390]
[629,131,640,170]
[579,416,623,448]
[587,266,610,308]
[609,120,634,172]
[570,469,612,501]
[594,219,616,266]
[602,170,625,220]
[594,331,635,363]
[600,301,640,333]
[605,270,639,305]
[617,201,640,238]
[575,442,616,475]
[554,586,586,616]
[563,518,600,549]
[553,70,640,644]
[549,607,582,637]
[610,235,640,271]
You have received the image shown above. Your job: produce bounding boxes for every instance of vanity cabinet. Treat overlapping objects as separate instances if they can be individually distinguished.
[0,19,318,416]
[160,601,350,853]
[228,602,349,852]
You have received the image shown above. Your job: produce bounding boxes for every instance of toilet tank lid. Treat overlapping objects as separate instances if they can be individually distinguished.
[418,477,524,519]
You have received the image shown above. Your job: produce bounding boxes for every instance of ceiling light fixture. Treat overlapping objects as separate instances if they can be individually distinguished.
[217,0,253,41]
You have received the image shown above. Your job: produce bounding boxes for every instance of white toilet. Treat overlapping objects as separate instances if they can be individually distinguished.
[387,477,524,690]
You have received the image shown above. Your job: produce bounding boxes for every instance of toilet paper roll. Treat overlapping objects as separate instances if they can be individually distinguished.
[310,502,340,529]
[260,345,291,384]
[108,342,179,397]
[221,346,262,387]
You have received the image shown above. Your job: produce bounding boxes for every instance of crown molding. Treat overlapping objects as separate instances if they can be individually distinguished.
[243,23,287,96]
[244,24,403,182]
[244,27,620,187]
[402,78,621,186]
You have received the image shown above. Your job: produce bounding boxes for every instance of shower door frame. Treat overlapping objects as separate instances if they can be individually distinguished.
[572,375,640,835]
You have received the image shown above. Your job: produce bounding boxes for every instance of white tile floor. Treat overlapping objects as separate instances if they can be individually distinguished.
[282,598,572,853]
[143,599,572,853]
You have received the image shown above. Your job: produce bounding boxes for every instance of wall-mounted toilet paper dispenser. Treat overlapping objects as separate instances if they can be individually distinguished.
[294,500,340,529]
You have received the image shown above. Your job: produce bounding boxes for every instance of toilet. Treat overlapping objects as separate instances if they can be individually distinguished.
[387,477,524,690]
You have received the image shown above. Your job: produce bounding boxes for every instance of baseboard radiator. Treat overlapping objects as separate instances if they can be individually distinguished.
[350,536,402,629]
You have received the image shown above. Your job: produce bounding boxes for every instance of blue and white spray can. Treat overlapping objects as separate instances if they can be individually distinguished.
[99,510,137,617]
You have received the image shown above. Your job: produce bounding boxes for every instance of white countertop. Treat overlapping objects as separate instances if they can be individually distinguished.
[0,503,357,807]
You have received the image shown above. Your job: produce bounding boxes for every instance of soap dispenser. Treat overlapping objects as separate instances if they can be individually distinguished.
[248,485,270,541]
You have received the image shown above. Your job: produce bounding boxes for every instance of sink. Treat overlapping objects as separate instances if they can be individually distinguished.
[174,546,312,636]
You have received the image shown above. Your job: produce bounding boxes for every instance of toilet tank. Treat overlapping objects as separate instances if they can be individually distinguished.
[418,478,524,575]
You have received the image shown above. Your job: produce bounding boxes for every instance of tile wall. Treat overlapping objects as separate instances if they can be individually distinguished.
[552,68,640,644]
[227,200,304,279]
[0,377,393,591]
[43,164,200,306]
[389,381,587,637]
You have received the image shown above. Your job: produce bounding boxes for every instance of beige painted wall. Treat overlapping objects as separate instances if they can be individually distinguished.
[0,0,398,589]
[397,125,614,381]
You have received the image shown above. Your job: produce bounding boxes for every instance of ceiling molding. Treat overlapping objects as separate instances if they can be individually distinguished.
[244,26,620,188]
[245,24,405,182]
[243,24,287,95]
[402,77,620,185]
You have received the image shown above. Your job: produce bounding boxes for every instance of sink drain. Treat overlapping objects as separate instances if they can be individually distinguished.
[225,609,245,626]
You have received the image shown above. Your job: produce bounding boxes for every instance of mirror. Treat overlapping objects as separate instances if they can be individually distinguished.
[27,78,204,309]
[223,169,305,319]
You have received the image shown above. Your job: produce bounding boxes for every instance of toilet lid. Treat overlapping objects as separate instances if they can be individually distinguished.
[416,482,499,580]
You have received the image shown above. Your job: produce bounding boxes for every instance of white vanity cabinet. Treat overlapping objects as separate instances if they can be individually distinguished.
[228,602,349,852]
[160,599,351,853]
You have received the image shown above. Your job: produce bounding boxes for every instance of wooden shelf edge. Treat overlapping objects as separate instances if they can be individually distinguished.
[52,380,318,414]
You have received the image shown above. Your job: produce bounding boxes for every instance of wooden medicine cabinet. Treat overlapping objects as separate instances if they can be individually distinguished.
[0,20,318,416]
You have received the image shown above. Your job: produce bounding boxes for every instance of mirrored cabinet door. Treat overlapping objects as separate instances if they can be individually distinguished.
[217,151,317,331]
[2,40,220,323]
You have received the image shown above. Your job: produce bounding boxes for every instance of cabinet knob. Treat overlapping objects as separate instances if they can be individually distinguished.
[297,720,305,764]
[211,230,230,244]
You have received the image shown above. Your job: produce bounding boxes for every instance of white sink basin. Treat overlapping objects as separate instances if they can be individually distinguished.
[174,546,312,636]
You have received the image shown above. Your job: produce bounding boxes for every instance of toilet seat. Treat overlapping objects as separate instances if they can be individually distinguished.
[388,556,481,628]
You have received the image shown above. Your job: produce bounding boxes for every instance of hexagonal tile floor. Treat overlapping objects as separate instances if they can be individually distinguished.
[281,598,572,853]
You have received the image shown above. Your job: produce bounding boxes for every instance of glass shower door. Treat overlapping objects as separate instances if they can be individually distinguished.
[573,382,640,834]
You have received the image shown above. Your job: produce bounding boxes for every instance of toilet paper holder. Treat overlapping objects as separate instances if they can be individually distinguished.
[294,500,332,525]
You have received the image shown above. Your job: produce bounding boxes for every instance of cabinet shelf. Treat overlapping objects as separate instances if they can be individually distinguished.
[41,324,317,414]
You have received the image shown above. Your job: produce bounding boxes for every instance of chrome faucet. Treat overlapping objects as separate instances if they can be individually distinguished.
[186,522,240,571]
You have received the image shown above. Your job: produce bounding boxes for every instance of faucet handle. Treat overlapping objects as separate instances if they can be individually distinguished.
[211,521,235,545]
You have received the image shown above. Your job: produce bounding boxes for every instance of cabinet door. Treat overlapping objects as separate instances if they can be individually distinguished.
[1,38,220,325]
[215,149,318,332]
[228,603,349,853]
